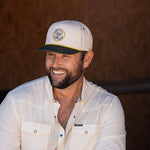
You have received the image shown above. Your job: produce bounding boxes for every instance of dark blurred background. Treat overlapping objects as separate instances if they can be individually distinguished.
[0,0,150,149]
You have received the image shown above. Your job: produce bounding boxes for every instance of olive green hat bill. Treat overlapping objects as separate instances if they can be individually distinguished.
[36,20,93,54]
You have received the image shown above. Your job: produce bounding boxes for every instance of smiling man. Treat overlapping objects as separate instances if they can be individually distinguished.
[0,20,126,150]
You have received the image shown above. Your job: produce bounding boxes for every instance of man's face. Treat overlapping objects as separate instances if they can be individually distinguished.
[46,51,84,89]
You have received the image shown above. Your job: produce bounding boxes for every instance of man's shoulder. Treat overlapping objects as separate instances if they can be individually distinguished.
[12,76,48,90]
[8,76,49,99]
[85,79,108,95]
[85,80,118,104]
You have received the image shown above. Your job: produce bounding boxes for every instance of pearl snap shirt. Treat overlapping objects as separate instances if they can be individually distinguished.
[0,76,126,150]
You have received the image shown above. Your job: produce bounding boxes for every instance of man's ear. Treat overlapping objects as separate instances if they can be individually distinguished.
[83,51,94,69]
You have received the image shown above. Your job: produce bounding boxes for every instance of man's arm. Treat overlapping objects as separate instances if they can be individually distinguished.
[0,93,21,150]
[95,97,126,150]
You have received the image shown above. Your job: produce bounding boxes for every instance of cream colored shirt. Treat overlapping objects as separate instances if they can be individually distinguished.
[0,76,126,150]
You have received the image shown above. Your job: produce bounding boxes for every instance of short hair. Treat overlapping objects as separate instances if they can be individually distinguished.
[80,51,87,61]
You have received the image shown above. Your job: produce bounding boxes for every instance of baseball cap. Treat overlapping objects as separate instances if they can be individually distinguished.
[36,20,93,54]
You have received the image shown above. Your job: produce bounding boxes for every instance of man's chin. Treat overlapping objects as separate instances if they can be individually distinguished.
[51,81,69,89]
[48,77,69,89]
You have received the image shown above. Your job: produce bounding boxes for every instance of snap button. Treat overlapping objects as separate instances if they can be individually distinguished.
[34,129,37,134]
[60,134,63,137]
[84,131,88,135]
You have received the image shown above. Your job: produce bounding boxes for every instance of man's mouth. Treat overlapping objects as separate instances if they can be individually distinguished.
[52,70,66,75]
[51,68,67,76]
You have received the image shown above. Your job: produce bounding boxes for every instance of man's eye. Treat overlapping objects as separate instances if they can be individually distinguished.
[48,53,54,56]
[63,55,69,58]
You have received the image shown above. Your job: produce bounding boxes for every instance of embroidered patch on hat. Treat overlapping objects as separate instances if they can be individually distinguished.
[53,28,65,42]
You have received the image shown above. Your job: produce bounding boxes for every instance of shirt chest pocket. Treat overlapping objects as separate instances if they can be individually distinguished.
[70,124,100,150]
[21,121,51,150]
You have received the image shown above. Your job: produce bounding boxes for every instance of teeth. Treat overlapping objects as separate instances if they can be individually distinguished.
[53,70,65,74]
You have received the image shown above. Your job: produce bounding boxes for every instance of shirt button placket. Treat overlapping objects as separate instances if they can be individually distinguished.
[34,129,37,134]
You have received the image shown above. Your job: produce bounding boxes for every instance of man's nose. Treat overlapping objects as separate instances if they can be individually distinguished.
[52,56,62,68]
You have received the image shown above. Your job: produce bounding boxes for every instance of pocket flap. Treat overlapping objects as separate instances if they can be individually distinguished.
[22,121,51,135]
[72,124,99,135]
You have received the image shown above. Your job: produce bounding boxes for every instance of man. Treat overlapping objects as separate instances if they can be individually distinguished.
[0,20,126,150]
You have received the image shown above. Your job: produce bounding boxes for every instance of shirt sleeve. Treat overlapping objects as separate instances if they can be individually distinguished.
[94,97,126,150]
[0,93,21,150]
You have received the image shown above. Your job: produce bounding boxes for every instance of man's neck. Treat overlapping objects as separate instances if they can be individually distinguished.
[53,76,83,105]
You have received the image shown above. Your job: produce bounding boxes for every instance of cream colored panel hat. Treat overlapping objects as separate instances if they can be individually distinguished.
[36,20,93,54]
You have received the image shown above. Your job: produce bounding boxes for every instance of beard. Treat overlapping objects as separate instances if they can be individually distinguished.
[46,61,84,89]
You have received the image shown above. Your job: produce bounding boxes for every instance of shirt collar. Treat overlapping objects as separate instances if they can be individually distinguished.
[45,76,54,103]
[77,77,88,103]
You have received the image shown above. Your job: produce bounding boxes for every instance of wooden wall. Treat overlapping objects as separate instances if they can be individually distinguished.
[0,0,150,149]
